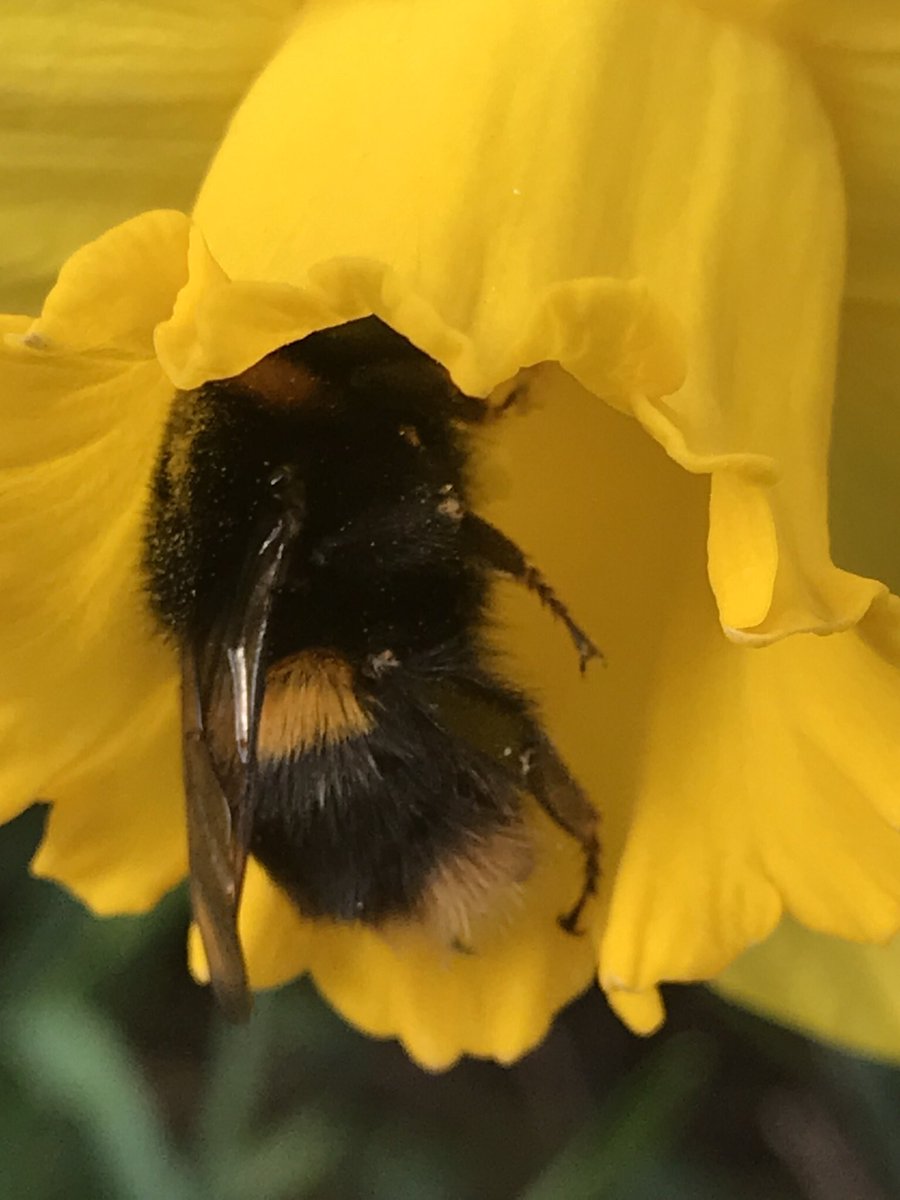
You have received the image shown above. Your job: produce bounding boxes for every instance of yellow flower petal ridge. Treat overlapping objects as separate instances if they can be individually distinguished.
[154,226,684,402]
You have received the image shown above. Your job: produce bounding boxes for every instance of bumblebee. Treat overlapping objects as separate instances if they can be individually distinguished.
[143,317,600,1019]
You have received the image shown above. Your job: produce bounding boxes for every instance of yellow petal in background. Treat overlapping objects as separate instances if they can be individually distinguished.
[799,9,900,599]
[0,0,301,314]
[716,919,900,1067]
[0,350,175,820]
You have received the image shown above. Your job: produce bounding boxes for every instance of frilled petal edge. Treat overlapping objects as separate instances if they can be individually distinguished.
[154,225,687,408]
[189,820,598,1071]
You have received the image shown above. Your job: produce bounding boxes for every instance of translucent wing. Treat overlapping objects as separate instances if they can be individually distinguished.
[181,476,304,1020]
[182,644,251,1022]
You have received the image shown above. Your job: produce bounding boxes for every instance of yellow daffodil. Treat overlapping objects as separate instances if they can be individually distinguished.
[2,0,899,1069]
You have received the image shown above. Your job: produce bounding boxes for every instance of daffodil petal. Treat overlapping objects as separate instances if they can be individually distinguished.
[478,362,895,1048]
[24,210,190,356]
[606,987,666,1037]
[185,0,882,650]
[601,567,900,1016]
[0,0,302,314]
[693,2,900,1058]
[698,1,900,57]
[715,917,900,1066]
[0,353,176,819]
[1,212,187,917]
[181,0,697,406]
[773,2,900,307]
[31,685,184,914]
[699,3,900,601]
[156,227,684,403]
[476,367,733,1048]
[707,473,779,631]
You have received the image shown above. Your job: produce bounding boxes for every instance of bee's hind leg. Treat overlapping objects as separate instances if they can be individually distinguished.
[519,740,600,937]
[449,373,532,424]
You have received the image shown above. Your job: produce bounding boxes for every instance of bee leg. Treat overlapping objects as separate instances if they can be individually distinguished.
[449,392,496,423]
[461,514,603,673]
[451,381,529,425]
[519,741,600,937]
[556,842,600,937]
[450,937,477,956]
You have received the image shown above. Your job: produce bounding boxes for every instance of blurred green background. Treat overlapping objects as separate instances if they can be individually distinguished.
[2,805,899,1200]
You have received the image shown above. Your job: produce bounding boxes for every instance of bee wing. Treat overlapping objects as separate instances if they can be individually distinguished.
[182,644,253,1022]
[183,486,305,1021]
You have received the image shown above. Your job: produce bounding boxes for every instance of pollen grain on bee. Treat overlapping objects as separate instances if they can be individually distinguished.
[368,649,400,676]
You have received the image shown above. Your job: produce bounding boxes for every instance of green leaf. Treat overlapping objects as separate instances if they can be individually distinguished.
[226,1111,346,1200]
[521,1033,714,1200]
[5,997,199,1200]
